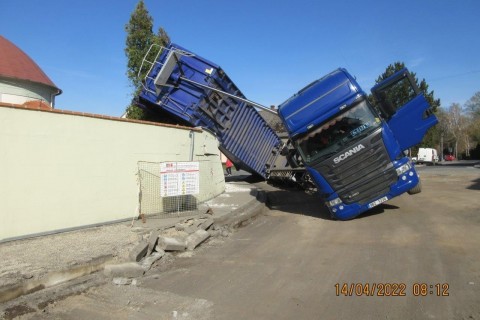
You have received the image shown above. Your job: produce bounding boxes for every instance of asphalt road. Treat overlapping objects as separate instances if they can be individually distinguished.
[14,164,480,320]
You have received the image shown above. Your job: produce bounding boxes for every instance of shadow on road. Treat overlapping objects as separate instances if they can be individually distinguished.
[265,189,399,221]
[229,171,402,221]
[360,203,400,218]
[467,177,480,190]
[266,189,331,219]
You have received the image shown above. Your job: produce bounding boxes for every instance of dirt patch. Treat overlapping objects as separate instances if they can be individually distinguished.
[0,223,139,289]
[3,304,36,319]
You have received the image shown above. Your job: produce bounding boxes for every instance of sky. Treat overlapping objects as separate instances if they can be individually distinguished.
[1,0,480,116]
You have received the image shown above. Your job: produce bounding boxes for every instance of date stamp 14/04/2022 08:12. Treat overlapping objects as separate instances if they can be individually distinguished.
[335,283,450,297]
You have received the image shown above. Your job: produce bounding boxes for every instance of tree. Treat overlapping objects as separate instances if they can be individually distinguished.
[124,0,170,120]
[435,108,450,160]
[445,103,462,158]
[156,27,170,48]
[465,91,480,119]
[371,61,441,148]
[437,90,480,160]
[467,118,480,146]
[125,0,155,90]
[464,91,480,155]
[449,103,473,158]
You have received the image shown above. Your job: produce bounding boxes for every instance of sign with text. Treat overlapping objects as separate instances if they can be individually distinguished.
[160,162,199,197]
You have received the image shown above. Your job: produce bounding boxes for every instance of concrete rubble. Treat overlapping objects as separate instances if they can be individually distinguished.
[140,250,164,271]
[112,277,137,286]
[104,263,145,278]
[129,241,149,262]
[0,180,266,310]
[147,230,160,255]
[158,236,187,251]
[107,215,219,284]
[101,199,258,286]
[186,230,210,251]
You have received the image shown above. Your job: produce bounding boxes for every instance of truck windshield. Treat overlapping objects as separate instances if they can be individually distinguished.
[295,100,382,164]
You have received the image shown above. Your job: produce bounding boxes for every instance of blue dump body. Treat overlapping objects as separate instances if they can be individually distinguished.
[278,68,438,220]
[137,43,287,178]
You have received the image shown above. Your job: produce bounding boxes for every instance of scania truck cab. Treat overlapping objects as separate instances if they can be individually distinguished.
[278,68,438,220]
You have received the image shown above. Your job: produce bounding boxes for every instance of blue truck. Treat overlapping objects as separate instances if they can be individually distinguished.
[138,43,437,220]
[277,68,437,219]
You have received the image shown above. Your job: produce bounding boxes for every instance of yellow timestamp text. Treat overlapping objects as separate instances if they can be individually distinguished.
[335,283,450,297]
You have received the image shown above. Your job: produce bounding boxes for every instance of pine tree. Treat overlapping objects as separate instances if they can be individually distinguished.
[124,0,170,120]
[125,0,155,90]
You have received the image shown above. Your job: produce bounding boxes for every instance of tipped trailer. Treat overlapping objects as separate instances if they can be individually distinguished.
[137,43,301,181]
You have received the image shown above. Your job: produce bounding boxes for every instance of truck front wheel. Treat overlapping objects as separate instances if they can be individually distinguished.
[408,180,422,195]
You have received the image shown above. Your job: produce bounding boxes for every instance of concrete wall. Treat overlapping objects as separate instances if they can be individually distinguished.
[0,106,225,241]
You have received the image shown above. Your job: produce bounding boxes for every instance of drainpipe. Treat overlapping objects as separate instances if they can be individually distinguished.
[189,131,195,161]
[50,87,62,109]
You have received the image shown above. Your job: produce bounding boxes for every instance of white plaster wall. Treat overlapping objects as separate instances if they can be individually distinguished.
[0,78,55,105]
[0,107,224,241]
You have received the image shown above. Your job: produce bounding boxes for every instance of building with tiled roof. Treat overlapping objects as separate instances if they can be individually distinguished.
[0,35,61,109]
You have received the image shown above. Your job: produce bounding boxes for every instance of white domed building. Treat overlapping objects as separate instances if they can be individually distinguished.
[0,35,61,110]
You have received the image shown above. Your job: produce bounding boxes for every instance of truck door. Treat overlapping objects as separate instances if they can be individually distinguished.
[371,68,438,151]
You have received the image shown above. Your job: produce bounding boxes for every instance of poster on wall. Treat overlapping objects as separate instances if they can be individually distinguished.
[160,161,199,197]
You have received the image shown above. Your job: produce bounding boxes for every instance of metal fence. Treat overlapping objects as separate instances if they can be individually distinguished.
[137,160,223,218]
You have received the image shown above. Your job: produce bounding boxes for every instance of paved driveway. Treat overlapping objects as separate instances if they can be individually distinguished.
[10,165,480,320]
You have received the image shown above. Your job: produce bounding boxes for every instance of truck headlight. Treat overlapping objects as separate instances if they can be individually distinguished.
[327,197,342,207]
[396,163,411,176]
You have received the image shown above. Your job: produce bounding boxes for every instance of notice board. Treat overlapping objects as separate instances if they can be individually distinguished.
[160,162,200,197]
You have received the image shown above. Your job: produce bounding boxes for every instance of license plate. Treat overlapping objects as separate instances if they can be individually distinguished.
[367,196,388,209]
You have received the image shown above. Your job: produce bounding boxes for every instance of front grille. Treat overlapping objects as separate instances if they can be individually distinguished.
[312,129,397,205]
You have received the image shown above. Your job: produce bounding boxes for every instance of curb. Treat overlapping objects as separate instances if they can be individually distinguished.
[212,190,266,228]
[0,254,113,304]
[0,189,266,305]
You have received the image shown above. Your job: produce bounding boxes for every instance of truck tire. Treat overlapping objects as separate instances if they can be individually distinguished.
[408,180,422,195]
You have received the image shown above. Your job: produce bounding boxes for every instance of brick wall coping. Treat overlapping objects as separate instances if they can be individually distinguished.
[0,103,202,132]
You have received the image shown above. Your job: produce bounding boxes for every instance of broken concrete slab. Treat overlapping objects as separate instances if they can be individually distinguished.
[112,277,132,285]
[129,241,149,262]
[183,218,195,225]
[208,229,221,237]
[147,230,160,255]
[157,236,186,251]
[104,263,144,278]
[184,225,198,234]
[140,250,165,271]
[200,218,214,230]
[198,213,212,219]
[186,230,210,251]
[197,203,211,214]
